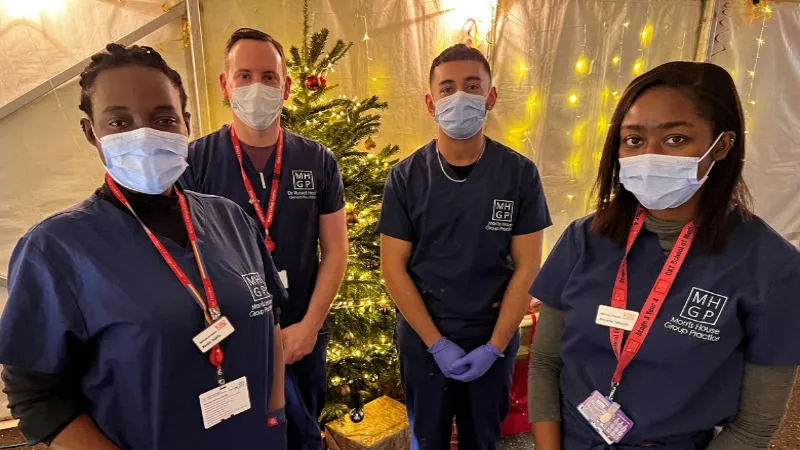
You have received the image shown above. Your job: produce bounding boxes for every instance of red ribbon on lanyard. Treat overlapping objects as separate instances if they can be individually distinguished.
[105,173,227,383]
[230,126,284,252]
[607,205,697,400]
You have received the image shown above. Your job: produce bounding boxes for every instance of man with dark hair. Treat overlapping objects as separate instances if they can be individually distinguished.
[181,28,348,450]
[380,43,551,447]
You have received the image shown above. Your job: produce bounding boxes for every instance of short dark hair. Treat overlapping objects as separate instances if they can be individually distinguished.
[79,43,188,118]
[591,61,752,252]
[224,27,287,75]
[429,44,491,83]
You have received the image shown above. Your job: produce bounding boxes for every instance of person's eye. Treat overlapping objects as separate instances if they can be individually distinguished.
[155,117,179,127]
[467,84,481,91]
[441,87,454,95]
[108,119,128,128]
[239,73,250,80]
[664,135,689,146]
[622,136,644,147]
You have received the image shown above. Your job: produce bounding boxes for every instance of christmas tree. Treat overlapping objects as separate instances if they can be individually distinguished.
[281,0,402,423]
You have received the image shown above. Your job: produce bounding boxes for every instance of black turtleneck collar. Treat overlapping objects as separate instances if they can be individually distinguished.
[96,183,188,247]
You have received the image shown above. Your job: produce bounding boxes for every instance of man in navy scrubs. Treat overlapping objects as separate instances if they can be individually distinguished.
[181,28,348,450]
[379,44,551,448]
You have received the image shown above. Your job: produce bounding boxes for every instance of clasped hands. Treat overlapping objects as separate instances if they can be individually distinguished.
[428,337,503,382]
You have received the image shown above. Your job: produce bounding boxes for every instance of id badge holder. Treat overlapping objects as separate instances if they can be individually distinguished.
[577,390,634,445]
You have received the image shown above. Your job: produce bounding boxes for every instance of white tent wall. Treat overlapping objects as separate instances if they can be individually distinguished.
[709,1,800,245]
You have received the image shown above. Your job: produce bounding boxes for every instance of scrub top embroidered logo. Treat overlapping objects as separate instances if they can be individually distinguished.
[663,288,728,342]
[486,199,514,232]
[241,272,273,318]
[289,170,317,200]
[679,288,728,325]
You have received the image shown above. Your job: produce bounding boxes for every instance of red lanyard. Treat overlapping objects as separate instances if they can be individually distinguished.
[230,125,284,252]
[105,174,226,382]
[607,205,697,400]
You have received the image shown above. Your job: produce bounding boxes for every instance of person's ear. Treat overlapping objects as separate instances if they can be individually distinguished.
[184,111,192,136]
[81,118,98,147]
[486,86,498,111]
[712,131,736,161]
[425,94,436,118]
[220,73,230,102]
[283,76,292,101]
[81,118,105,163]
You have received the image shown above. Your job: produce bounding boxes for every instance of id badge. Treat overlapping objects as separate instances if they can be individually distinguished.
[192,316,235,353]
[577,390,634,444]
[199,376,252,429]
[595,305,639,331]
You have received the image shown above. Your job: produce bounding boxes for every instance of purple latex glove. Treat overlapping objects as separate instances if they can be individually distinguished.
[428,337,470,377]
[450,343,504,382]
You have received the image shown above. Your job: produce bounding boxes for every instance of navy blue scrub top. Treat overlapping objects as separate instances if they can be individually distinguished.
[530,213,800,449]
[0,191,288,450]
[182,126,345,329]
[379,138,552,342]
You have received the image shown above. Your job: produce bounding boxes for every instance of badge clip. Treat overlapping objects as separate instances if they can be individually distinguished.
[608,382,620,402]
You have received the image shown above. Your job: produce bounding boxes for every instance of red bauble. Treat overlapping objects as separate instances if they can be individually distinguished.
[319,76,327,88]
[305,75,321,91]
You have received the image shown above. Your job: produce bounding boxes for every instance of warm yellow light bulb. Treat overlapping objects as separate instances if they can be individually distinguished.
[640,24,654,47]
[612,56,621,65]
[363,33,370,41]
[633,59,645,75]
[568,94,579,105]
[575,57,589,75]
[748,70,756,78]
[763,4,773,13]
[756,38,765,46]
[623,21,630,28]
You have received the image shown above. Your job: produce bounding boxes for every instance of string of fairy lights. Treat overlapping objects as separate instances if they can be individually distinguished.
[745,2,772,112]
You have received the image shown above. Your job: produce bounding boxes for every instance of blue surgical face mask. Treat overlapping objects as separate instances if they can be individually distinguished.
[97,127,189,194]
[434,91,488,140]
[618,132,725,210]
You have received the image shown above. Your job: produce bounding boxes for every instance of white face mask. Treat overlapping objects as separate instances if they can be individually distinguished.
[230,83,284,131]
[618,132,725,210]
[434,91,488,140]
[98,127,189,195]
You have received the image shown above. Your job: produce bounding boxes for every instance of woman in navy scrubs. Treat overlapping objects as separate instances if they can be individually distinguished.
[528,61,799,449]
[0,44,287,449]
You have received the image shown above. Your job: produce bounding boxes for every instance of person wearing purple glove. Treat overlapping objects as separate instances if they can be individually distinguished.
[428,337,470,378]
[379,44,551,449]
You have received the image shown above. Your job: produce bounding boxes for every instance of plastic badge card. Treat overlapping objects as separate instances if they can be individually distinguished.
[199,376,251,429]
[577,390,634,445]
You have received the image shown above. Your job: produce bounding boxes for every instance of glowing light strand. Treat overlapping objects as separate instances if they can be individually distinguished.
[746,4,770,109]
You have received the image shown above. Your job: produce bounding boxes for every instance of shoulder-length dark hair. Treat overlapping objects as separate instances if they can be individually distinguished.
[591,61,752,252]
